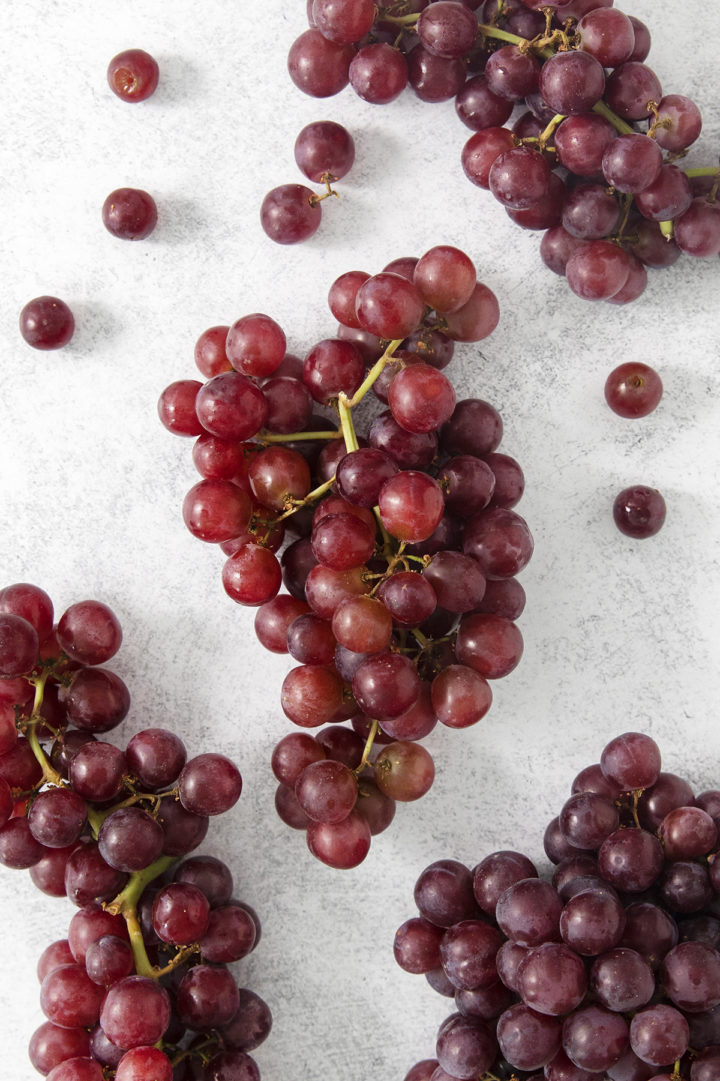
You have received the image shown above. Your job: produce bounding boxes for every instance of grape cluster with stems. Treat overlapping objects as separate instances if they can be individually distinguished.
[397,730,720,1081]
[159,244,533,870]
[0,582,270,1081]
[261,120,356,244]
[287,0,720,302]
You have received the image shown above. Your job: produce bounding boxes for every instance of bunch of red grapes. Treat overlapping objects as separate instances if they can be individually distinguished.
[288,0,720,302]
[0,583,269,1081]
[159,244,534,869]
[397,730,720,1081]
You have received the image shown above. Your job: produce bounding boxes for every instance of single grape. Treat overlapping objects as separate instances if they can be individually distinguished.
[107,48,159,102]
[349,42,409,104]
[57,600,122,666]
[100,975,171,1049]
[294,120,355,181]
[612,486,666,539]
[604,363,663,419]
[261,184,322,244]
[287,29,355,98]
[0,613,38,676]
[19,296,75,350]
[601,735,662,793]
[102,188,157,240]
[178,753,242,816]
[306,809,371,868]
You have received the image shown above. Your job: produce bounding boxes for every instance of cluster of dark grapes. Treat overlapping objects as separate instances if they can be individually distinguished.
[288,0,720,302]
[17,48,161,354]
[261,119,356,244]
[396,730,720,1081]
[159,244,534,869]
[0,582,270,1080]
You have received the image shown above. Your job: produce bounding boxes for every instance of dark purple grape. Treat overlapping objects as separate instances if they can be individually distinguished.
[561,1005,629,1073]
[178,753,242,816]
[517,942,587,1016]
[414,859,480,927]
[294,120,355,181]
[102,187,157,240]
[19,296,75,350]
[98,807,164,872]
[496,1003,561,1071]
[261,184,322,244]
[125,728,186,790]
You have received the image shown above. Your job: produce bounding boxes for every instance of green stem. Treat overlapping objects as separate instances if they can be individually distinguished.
[105,854,178,977]
[592,100,635,136]
[478,22,562,59]
[355,719,379,775]
[538,113,565,146]
[380,10,420,25]
[258,429,340,443]
[659,219,675,240]
[86,805,106,839]
[373,506,394,561]
[85,787,178,837]
[277,475,337,521]
[342,337,405,410]
[477,22,527,48]
[171,1036,221,1070]
[683,166,720,178]
[125,908,157,978]
[338,396,360,453]
[25,671,64,788]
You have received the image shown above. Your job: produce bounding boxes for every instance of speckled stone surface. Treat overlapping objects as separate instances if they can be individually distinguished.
[1,2,719,1078]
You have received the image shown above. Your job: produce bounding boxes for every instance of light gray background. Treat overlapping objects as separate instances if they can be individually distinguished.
[1,2,719,1077]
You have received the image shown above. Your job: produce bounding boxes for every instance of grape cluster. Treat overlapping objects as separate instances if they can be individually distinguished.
[261,120,356,244]
[287,0,720,302]
[159,244,533,869]
[0,582,270,1080]
[397,730,720,1081]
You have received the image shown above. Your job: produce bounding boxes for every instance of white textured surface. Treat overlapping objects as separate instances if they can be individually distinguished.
[1,2,719,1078]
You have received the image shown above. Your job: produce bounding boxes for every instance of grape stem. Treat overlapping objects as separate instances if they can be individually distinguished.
[104,853,178,977]
[591,100,635,136]
[630,789,642,829]
[337,337,405,559]
[24,668,65,788]
[354,718,379,776]
[170,1036,220,1070]
[368,541,408,595]
[277,474,337,521]
[339,337,405,411]
[309,174,341,206]
[258,429,340,444]
[538,113,565,148]
[85,786,180,839]
[337,395,360,454]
